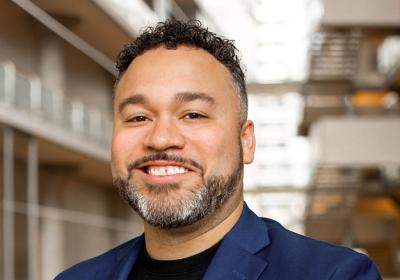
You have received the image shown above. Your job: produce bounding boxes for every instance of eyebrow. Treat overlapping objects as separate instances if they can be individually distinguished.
[118,94,147,113]
[174,92,215,104]
[118,91,215,113]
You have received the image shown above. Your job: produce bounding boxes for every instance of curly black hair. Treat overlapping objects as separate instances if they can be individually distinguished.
[115,20,247,124]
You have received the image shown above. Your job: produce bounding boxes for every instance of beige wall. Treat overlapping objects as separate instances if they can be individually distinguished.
[0,1,38,74]
[0,0,114,115]
[64,43,114,114]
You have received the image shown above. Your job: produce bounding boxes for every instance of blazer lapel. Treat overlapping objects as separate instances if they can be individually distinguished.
[202,238,268,280]
[100,205,269,280]
[203,204,270,280]
[104,234,144,280]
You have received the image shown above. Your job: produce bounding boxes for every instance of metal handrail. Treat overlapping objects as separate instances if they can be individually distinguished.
[0,61,112,150]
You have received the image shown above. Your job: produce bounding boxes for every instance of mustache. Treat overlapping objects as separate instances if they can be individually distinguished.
[127,152,203,173]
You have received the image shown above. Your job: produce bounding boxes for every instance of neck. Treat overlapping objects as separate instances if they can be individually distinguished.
[143,195,244,260]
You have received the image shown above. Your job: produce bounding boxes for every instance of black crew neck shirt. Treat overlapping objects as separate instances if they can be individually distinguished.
[128,241,221,280]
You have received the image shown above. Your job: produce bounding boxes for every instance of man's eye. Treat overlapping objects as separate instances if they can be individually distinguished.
[184,112,205,119]
[128,115,148,122]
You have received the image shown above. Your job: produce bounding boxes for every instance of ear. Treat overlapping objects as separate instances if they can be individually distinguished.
[240,120,256,164]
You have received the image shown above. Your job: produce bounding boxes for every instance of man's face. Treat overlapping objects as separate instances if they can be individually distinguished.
[112,46,255,228]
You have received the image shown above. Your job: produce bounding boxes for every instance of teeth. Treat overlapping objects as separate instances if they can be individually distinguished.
[147,166,188,176]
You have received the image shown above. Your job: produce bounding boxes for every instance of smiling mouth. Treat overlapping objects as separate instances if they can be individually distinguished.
[144,166,189,177]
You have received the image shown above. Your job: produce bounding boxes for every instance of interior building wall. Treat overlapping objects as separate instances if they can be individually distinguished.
[0,1,37,74]
[0,2,135,278]
[0,127,143,279]
[64,43,114,114]
[0,0,114,116]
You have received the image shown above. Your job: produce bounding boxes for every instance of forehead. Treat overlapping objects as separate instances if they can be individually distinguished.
[115,46,237,105]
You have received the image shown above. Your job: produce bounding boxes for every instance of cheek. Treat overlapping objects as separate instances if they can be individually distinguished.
[185,126,239,171]
[188,127,225,151]
[111,130,138,169]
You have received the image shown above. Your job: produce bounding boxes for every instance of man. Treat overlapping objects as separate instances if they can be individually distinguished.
[56,20,381,280]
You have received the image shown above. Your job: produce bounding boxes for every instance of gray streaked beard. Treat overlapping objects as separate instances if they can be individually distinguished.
[113,166,242,229]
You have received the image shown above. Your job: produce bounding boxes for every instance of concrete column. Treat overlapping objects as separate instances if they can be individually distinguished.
[27,138,40,280]
[356,35,385,87]
[41,213,65,280]
[2,128,14,280]
[37,30,65,93]
[154,0,171,20]
[39,166,72,280]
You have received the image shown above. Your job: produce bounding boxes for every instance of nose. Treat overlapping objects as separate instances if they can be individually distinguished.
[143,117,185,151]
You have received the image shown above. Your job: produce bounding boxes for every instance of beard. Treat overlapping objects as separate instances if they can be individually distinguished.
[113,149,243,229]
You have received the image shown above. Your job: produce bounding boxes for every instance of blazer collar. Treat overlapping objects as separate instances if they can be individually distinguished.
[225,203,270,254]
[107,203,270,280]
[107,234,144,280]
[203,203,270,280]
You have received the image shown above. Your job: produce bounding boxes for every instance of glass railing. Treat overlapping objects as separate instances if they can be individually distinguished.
[0,61,112,148]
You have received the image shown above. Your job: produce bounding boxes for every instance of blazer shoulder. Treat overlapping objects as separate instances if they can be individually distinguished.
[54,237,140,280]
[262,217,360,257]
[259,218,381,279]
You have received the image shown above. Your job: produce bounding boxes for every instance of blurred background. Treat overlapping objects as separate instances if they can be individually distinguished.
[0,0,400,279]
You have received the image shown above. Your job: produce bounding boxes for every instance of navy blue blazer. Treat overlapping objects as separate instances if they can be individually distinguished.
[55,204,382,279]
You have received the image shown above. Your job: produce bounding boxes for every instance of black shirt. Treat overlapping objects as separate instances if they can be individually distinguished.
[128,241,221,280]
